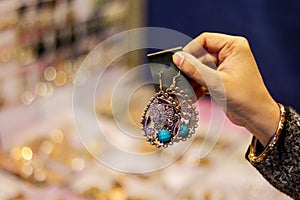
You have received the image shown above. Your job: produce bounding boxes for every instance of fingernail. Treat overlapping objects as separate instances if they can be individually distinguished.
[173,52,185,67]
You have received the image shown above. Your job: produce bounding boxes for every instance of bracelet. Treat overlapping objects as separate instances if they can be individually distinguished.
[248,103,286,163]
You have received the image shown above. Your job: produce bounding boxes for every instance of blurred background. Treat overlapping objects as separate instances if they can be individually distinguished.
[0,0,298,199]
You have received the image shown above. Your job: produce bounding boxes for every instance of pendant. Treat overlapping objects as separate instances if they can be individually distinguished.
[141,72,199,148]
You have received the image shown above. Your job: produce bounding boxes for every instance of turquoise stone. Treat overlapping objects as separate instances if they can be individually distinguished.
[180,124,189,137]
[158,129,171,143]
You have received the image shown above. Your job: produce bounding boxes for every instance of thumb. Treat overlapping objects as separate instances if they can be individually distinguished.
[173,51,226,106]
[173,51,217,88]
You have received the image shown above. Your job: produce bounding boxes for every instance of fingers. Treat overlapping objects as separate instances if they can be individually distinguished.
[173,51,226,106]
[172,51,217,87]
[171,51,209,99]
[183,32,246,65]
[183,38,207,57]
[183,33,231,67]
[189,78,209,99]
[195,85,209,99]
[199,52,218,69]
[186,32,233,53]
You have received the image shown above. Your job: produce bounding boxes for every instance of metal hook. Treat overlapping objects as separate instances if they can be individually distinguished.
[170,71,181,89]
[158,72,163,91]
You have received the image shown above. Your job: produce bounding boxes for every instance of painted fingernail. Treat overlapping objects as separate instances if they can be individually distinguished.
[173,52,185,67]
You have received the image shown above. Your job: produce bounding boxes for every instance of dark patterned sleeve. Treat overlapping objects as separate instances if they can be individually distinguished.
[245,106,300,200]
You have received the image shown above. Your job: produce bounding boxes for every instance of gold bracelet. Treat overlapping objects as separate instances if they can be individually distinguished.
[248,103,286,163]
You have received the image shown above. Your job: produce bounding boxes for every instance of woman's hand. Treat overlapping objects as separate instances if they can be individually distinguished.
[172,32,280,146]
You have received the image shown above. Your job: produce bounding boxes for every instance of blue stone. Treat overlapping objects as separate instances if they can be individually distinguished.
[180,124,189,137]
[158,129,171,143]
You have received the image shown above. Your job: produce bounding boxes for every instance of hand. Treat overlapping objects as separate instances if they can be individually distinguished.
[172,32,280,146]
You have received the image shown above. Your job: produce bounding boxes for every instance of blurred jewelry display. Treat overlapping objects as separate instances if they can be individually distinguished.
[0,128,90,185]
[141,72,198,148]
[0,0,130,110]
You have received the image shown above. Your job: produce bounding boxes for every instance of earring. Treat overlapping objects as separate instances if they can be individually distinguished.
[141,71,199,148]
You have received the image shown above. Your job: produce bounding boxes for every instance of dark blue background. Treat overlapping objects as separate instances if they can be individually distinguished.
[147,0,300,110]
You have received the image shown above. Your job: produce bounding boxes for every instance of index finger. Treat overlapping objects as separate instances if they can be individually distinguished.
[183,32,236,54]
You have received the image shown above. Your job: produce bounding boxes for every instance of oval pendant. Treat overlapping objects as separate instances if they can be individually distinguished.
[141,85,198,148]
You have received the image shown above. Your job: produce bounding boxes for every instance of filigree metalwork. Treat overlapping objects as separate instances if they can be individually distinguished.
[141,72,199,148]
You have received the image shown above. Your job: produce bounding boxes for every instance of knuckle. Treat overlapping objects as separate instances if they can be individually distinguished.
[230,36,250,51]
[201,32,210,37]
[236,36,250,46]
[190,66,198,78]
[199,32,213,40]
[184,62,198,78]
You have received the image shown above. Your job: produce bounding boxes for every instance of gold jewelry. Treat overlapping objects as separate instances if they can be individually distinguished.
[0,128,90,184]
[248,103,286,163]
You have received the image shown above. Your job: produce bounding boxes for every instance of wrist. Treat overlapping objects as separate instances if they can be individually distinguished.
[248,103,286,163]
[245,100,280,146]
